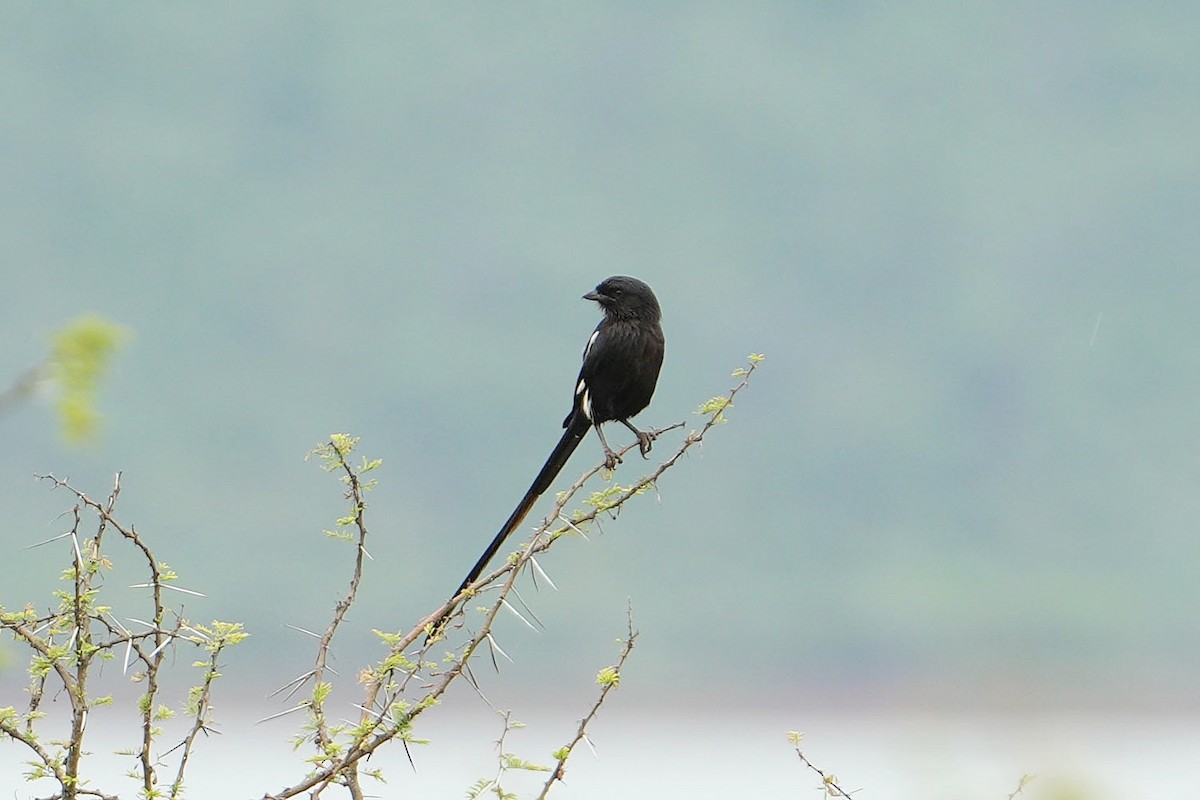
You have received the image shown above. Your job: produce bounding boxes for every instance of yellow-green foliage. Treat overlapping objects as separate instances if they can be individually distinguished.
[50,314,129,443]
[595,666,620,687]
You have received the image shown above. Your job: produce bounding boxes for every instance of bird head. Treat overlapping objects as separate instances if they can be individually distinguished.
[583,276,661,322]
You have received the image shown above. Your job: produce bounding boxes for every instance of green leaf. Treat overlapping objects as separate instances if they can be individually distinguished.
[696,395,730,416]
[596,666,620,687]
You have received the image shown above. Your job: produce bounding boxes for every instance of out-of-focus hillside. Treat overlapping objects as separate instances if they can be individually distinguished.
[3,4,1198,707]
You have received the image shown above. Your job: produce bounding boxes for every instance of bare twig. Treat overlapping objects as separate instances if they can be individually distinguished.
[788,731,856,798]
[0,362,46,418]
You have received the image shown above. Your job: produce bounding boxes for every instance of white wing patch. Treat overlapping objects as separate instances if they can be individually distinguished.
[576,378,593,420]
[577,329,600,420]
[582,329,600,362]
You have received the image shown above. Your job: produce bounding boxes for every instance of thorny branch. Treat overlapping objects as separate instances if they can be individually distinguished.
[3,357,762,799]
[2,471,241,800]
[290,436,378,798]
[537,603,639,800]
[261,356,763,799]
[34,471,175,798]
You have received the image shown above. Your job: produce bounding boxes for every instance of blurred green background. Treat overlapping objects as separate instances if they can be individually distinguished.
[3,2,1198,725]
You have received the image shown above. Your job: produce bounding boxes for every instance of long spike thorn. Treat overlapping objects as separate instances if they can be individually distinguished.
[509,586,545,629]
[500,598,537,631]
[25,530,75,550]
[283,624,322,639]
[486,633,513,664]
[558,515,591,541]
[255,703,310,724]
[267,670,316,699]
[529,557,558,591]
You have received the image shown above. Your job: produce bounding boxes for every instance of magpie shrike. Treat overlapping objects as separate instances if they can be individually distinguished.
[431,276,664,635]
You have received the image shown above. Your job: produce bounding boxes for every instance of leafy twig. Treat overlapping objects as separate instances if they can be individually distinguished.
[467,710,550,799]
[538,603,639,799]
[295,436,380,796]
[2,473,244,799]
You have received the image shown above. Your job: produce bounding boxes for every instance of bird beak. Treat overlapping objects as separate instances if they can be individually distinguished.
[583,290,604,302]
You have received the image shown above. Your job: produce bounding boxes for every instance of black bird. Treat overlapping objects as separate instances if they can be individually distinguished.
[431,276,665,635]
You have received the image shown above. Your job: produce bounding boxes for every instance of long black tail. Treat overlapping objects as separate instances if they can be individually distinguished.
[433,416,589,632]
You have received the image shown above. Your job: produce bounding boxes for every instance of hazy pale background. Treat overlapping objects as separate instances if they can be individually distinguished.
[2,4,1198,797]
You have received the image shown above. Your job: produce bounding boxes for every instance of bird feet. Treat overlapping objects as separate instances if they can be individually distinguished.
[601,427,657,470]
[602,447,622,470]
[635,429,657,458]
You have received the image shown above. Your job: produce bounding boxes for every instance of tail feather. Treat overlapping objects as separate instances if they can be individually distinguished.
[433,417,589,634]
